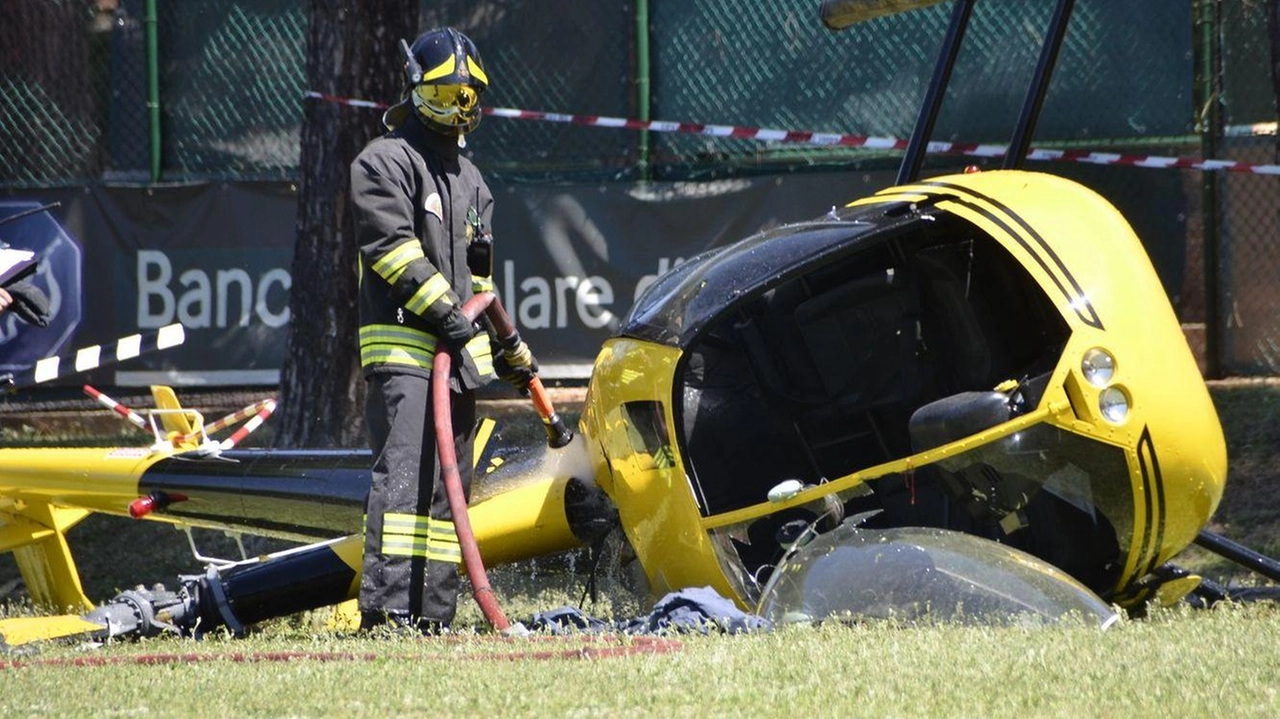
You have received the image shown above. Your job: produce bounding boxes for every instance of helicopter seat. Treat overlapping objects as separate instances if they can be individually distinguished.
[913,246,994,393]
[734,268,922,479]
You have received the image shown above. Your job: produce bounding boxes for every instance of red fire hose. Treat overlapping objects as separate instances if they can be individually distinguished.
[432,291,574,631]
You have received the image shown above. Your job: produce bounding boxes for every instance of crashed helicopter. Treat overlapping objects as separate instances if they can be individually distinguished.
[1,0,1276,645]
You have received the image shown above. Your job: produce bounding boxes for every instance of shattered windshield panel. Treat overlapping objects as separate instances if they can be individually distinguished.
[757,523,1118,629]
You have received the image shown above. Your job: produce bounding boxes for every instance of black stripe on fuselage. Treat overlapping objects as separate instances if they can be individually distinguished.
[913,181,1104,330]
[1136,426,1167,579]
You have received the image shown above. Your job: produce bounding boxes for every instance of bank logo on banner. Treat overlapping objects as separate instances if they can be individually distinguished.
[0,202,83,373]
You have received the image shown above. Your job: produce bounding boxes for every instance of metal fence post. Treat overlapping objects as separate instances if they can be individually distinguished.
[146,0,161,183]
[635,0,651,181]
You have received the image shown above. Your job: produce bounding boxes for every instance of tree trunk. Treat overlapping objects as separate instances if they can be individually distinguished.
[276,0,418,448]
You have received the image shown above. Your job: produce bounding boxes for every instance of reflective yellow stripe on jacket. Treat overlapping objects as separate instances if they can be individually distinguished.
[360,323,494,376]
[360,324,437,369]
[404,273,452,316]
[370,240,425,285]
[380,512,462,563]
[472,275,494,294]
[468,333,495,377]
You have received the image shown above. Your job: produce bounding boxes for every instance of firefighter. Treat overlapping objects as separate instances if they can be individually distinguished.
[350,27,537,635]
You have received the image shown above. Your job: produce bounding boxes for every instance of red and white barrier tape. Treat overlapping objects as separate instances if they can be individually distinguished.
[219,399,277,450]
[83,385,148,431]
[305,91,1280,176]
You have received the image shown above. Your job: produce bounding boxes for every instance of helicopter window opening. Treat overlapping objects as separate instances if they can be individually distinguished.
[618,400,676,472]
[680,321,816,514]
[875,425,1131,595]
[914,237,1068,394]
[678,218,1070,523]
[963,238,975,298]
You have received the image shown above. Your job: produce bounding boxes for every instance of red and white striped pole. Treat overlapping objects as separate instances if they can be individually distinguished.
[83,385,148,431]
[219,400,277,450]
[176,398,276,445]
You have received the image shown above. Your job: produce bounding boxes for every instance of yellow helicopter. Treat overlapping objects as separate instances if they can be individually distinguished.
[0,0,1269,645]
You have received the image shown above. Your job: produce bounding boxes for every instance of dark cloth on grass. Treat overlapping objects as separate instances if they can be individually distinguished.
[528,586,772,636]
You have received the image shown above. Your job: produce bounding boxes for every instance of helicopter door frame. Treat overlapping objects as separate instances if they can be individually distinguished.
[831,0,1079,183]
[897,0,976,184]
[1004,0,1077,170]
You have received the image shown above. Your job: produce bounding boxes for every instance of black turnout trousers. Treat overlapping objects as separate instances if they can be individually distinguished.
[360,372,476,625]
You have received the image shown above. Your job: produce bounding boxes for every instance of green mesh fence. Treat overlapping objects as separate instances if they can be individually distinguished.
[0,1,112,185]
[159,0,305,179]
[647,0,1194,178]
[422,1,638,182]
[0,0,1222,183]
[1,1,1278,375]
[1217,1,1280,375]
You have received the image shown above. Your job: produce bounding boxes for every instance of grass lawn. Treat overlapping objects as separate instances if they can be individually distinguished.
[2,604,1278,717]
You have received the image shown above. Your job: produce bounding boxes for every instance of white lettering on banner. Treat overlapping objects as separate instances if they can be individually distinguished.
[136,249,292,329]
[517,274,551,328]
[216,268,253,327]
[576,277,614,329]
[177,269,212,326]
[138,250,175,326]
[501,260,618,330]
[256,269,292,328]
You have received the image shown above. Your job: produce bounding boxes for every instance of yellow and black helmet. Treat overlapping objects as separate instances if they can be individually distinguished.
[397,27,489,136]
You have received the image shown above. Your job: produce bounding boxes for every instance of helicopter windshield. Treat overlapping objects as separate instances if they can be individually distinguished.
[756,522,1119,629]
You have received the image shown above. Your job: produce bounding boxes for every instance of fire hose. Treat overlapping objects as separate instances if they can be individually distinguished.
[434,291,574,631]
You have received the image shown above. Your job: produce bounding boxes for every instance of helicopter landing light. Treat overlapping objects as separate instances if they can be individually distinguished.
[1081,348,1117,387]
[1098,386,1130,424]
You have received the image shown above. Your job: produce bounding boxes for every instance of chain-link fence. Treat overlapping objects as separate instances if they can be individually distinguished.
[0,1,116,185]
[1215,0,1280,376]
[1,0,1277,375]
[0,0,1206,183]
[0,0,307,184]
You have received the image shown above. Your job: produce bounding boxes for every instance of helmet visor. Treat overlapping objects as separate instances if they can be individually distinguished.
[412,83,480,126]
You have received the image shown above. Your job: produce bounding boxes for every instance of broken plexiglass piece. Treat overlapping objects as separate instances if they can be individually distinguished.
[757,521,1119,629]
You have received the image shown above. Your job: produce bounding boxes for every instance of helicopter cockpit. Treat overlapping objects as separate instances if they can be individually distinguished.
[590,171,1222,613]
[617,181,1139,605]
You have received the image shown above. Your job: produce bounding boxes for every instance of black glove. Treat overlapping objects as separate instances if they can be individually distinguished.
[493,336,538,392]
[435,305,478,349]
[3,278,50,327]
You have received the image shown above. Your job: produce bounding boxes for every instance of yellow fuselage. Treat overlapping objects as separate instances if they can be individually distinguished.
[579,170,1225,608]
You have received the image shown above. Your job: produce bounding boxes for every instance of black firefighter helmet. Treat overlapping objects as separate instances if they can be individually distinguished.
[385,27,489,135]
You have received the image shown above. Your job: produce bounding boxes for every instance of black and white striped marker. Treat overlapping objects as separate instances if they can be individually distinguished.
[5,323,185,389]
